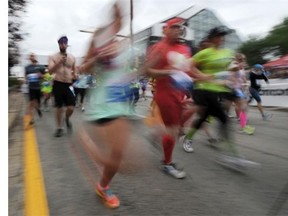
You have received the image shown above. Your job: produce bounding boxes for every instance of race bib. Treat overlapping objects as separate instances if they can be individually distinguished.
[106,83,132,103]
[170,71,193,92]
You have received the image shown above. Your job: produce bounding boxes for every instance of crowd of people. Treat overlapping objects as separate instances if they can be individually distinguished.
[23,41,97,136]
[22,0,273,209]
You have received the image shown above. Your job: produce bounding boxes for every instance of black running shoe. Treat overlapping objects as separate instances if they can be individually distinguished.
[54,128,64,137]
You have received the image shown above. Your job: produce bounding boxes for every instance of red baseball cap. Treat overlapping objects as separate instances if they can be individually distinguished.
[165,17,185,28]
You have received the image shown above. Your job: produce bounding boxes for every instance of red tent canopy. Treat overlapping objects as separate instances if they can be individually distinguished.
[264,54,288,68]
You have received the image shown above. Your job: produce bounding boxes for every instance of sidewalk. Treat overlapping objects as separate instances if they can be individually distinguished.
[8,91,25,216]
[9,91,25,131]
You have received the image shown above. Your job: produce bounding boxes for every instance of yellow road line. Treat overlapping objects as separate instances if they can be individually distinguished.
[24,115,50,216]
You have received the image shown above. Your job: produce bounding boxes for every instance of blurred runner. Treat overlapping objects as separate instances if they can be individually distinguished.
[144,17,211,179]
[140,77,148,100]
[78,1,135,208]
[24,53,45,125]
[227,53,255,135]
[180,26,259,170]
[129,78,140,113]
[41,68,53,112]
[73,71,90,112]
[248,64,272,120]
[179,37,216,149]
[48,35,77,137]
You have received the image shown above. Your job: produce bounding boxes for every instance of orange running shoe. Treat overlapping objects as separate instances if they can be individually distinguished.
[96,183,120,208]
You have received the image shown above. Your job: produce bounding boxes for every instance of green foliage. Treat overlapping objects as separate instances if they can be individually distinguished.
[238,17,288,66]
[8,77,21,88]
[238,37,266,66]
[8,0,29,76]
[265,17,288,56]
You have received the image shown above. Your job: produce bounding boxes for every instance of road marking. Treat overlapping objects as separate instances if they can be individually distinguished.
[24,115,49,216]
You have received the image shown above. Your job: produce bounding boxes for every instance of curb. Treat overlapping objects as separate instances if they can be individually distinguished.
[9,111,20,132]
[249,105,288,112]
[9,92,25,132]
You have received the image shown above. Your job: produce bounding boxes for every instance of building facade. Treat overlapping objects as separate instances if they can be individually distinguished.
[132,5,242,57]
[13,5,242,77]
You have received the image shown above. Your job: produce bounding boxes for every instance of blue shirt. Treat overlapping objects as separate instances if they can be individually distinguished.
[25,64,45,89]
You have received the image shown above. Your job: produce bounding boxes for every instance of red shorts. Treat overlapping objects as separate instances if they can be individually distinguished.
[154,91,184,127]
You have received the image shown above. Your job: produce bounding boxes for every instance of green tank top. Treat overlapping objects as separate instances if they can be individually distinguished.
[192,47,234,92]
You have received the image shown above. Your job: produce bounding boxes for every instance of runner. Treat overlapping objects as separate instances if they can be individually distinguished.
[144,17,211,179]
[248,64,272,120]
[24,53,45,125]
[129,79,140,113]
[73,71,89,112]
[179,37,216,150]
[48,35,77,137]
[180,26,257,170]
[78,1,134,208]
[140,78,148,100]
[227,53,255,135]
[41,68,53,112]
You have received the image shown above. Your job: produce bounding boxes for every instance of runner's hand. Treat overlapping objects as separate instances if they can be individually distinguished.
[97,41,119,59]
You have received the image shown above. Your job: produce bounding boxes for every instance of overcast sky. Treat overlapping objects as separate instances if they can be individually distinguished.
[16,0,288,59]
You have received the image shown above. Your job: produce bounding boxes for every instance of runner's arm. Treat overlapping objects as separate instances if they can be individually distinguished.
[188,60,213,81]
[141,45,172,78]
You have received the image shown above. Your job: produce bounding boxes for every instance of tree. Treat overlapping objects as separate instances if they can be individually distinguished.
[238,17,288,66]
[264,17,288,56]
[8,0,29,76]
[238,37,266,66]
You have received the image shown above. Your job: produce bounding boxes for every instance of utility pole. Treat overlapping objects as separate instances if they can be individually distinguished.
[130,0,137,69]
[130,0,134,46]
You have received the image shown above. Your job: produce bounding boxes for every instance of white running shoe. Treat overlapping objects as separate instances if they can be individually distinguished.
[182,138,194,153]
[216,155,261,172]
[161,163,186,179]
[262,113,272,120]
[236,157,261,168]
[216,155,246,172]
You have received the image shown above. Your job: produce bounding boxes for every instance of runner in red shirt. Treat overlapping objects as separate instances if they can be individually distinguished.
[144,17,210,178]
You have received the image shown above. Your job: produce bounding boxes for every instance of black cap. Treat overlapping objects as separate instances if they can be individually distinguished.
[58,36,68,44]
[207,26,233,39]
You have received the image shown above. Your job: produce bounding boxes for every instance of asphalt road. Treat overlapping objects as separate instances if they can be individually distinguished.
[9,96,288,216]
